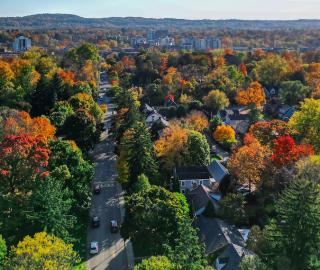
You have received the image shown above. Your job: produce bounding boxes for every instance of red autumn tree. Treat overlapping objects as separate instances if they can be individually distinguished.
[249,120,291,146]
[0,134,50,193]
[270,135,314,167]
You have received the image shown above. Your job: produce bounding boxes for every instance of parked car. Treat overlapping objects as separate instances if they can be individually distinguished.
[91,216,100,227]
[93,184,101,194]
[110,219,119,233]
[90,241,99,255]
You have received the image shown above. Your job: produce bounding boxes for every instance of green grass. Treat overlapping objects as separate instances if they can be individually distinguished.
[73,262,87,270]
[211,154,222,161]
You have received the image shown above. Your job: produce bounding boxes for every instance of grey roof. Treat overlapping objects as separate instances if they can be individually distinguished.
[196,216,245,255]
[217,244,255,270]
[207,160,229,183]
[175,166,212,180]
[187,185,215,215]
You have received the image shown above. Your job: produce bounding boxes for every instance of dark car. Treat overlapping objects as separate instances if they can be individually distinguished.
[93,184,101,194]
[92,216,100,227]
[110,219,119,233]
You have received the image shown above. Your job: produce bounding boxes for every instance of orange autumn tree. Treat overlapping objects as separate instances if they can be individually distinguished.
[154,124,189,170]
[236,81,266,107]
[228,134,270,192]
[58,70,76,86]
[185,111,209,132]
[213,125,236,144]
[2,111,55,140]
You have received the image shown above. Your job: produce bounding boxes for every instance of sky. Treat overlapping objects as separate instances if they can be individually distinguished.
[1,0,320,20]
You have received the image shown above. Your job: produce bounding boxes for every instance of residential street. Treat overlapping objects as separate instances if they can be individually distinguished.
[86,94,134,270]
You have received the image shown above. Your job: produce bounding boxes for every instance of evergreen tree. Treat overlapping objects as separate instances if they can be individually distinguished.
[166,219,209,270]
[202,200,216,218]
[265,179,320,270]
[30,76,56,116]
[120,121,158,187]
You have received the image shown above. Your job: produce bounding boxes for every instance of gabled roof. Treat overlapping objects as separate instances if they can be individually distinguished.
[187,185,216,215]
[217,243,255,270]
[175,166,212,181]
[207,160,229,183]
[196,216,245,255]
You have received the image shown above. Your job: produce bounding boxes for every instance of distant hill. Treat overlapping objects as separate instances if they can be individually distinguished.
[1,14,320,29]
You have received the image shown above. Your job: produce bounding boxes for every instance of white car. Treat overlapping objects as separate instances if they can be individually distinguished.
[90,241,99,255]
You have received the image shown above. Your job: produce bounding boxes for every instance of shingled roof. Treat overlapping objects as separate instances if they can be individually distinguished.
[196,216,245,255]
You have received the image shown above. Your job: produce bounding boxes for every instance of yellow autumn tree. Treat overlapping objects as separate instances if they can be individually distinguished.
[6,232,79,270]
[213,125,236,144]
[154,124,189,170]
[235,81,266,107]
[185,111,209,132]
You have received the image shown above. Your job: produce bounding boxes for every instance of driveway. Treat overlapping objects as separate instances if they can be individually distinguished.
[86,95,134,270]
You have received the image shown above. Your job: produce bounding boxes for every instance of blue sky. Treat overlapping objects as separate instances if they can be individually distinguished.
[1,0,320,19]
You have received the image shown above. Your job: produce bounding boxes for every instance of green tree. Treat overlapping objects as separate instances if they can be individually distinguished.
[120,121,158,186]
[203,200,216,218]
[48,101,74,129]
[265,180,320,270]
[240,256,270,270]
[48,139,94,208]
[134,256,175,270]
[28,176,76,243]
[219,193,247,225]
[279,81,311,106]
[63,109,97,151]
[121,186,189,255]
[133,174,151,193]
[202,90,230,113]
[6,232,79,270]
[166,219,209,270]
[30,76,56,116]
[256,54,289,87]
[0,235,6,269]
[186,131,210,166]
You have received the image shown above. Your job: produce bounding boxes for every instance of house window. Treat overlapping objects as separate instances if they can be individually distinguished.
[181,181,185,187]
[181,189,185,194]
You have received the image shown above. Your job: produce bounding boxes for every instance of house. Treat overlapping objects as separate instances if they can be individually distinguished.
[175,160,229,194]
[174,166,214,194]
[219,106,250,135]
[187,184,222,216]
[207,160,229,185]
[278,105,297,122]
[215,244,255,270]
[142,103,169,129]
[196,216,246,255]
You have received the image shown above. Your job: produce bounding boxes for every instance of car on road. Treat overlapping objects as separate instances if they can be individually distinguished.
[90,241,99,255]
[110,219,119,233]
[93,184,101,194]
[91,216,100,227]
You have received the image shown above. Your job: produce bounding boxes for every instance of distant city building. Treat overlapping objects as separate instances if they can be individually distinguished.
[206,38,222,50]
[159,37,175,47]
[155,30,169,39]
[180,37,221,51]
[13,36,32,52]
[130,37,147,47]
[147,30,156,41]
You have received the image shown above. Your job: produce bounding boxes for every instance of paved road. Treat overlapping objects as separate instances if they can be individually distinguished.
[86,94,133,270]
